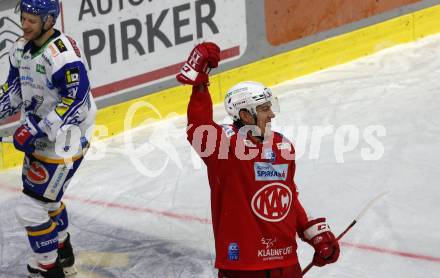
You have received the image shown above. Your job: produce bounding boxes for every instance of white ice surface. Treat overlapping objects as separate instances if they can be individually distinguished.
[1,34,440,277]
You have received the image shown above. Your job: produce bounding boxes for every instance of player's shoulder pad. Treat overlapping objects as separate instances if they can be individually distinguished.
[221,124,236,138]
[10,37,27,55]
[273,131,289,140]
[8,37,28,67]
[15,36,27,44]
[44,33,84,72]
[273,131,294,150]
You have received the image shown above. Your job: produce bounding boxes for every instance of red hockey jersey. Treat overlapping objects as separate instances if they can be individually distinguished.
[187,86,309,270]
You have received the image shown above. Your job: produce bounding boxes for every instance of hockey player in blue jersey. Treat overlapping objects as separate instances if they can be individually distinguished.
[0,0,97,277]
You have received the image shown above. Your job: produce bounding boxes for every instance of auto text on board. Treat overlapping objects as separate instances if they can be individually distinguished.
[78,0,219,69]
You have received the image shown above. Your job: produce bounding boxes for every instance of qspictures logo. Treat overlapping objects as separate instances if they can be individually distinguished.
[0,16,21,61]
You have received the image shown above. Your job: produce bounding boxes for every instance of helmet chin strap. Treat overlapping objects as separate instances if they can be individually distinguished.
[235,109,266,141]
[252,114,258,125]
[253,113,272,142]
[250,113,266,142]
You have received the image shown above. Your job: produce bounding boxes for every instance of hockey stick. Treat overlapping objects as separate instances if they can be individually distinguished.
[302,191,389,275]
[0,136,13,143]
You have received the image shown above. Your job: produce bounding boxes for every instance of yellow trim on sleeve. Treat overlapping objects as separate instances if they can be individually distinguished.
[48,202,65,218]
[32,153,83,164]
[62,97,75,105]
[55,105,69,117]
[27,221,57,237]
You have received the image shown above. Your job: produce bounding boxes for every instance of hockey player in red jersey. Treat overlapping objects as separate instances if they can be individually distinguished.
[176,42,340,278]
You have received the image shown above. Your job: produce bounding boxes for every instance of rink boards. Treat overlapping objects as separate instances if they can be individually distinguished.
[1,4,440,169]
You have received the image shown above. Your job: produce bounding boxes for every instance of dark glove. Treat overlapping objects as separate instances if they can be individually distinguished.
[302,218,340,267]
[13,115,46,153]
[176,42,220,86]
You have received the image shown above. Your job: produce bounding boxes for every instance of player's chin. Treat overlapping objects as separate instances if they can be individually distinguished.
[22,32,34,40]
[264,122,273,131]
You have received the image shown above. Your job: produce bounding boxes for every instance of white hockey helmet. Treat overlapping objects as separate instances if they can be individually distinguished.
[224,81,278,121]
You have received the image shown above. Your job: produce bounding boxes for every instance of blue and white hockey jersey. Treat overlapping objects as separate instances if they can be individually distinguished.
[0,30,96,162]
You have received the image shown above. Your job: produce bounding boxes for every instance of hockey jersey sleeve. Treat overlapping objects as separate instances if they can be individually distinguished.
[0,56,23,120]
[38,39,92,141]
[281,138,319,238]
[285,141,310,234]
[187,85,229,164]
[293,195,311,236]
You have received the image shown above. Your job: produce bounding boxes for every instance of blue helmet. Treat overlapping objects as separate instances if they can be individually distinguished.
[19,0,60,23]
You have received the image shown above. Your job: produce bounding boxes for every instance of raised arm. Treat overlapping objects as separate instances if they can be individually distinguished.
[176,43,227,162]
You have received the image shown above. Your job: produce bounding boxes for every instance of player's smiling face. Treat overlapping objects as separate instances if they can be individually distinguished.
[255,102,275,136]
[239,102,276,138]
[20,12,43,41]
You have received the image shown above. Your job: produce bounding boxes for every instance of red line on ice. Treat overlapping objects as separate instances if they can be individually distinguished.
[340,242,440,263]
[0,186,211,225]
[1,185,439,263]
[63,194,212,225]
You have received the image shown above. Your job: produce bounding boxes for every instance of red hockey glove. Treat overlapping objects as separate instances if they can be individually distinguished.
[176,42,220,86]
[13,115,46,154]
[302,218,340,267]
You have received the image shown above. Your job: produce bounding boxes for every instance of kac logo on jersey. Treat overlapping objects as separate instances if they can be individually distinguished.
[254,162,288,181]
[251,182,292,222]
[228,242,240,261]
